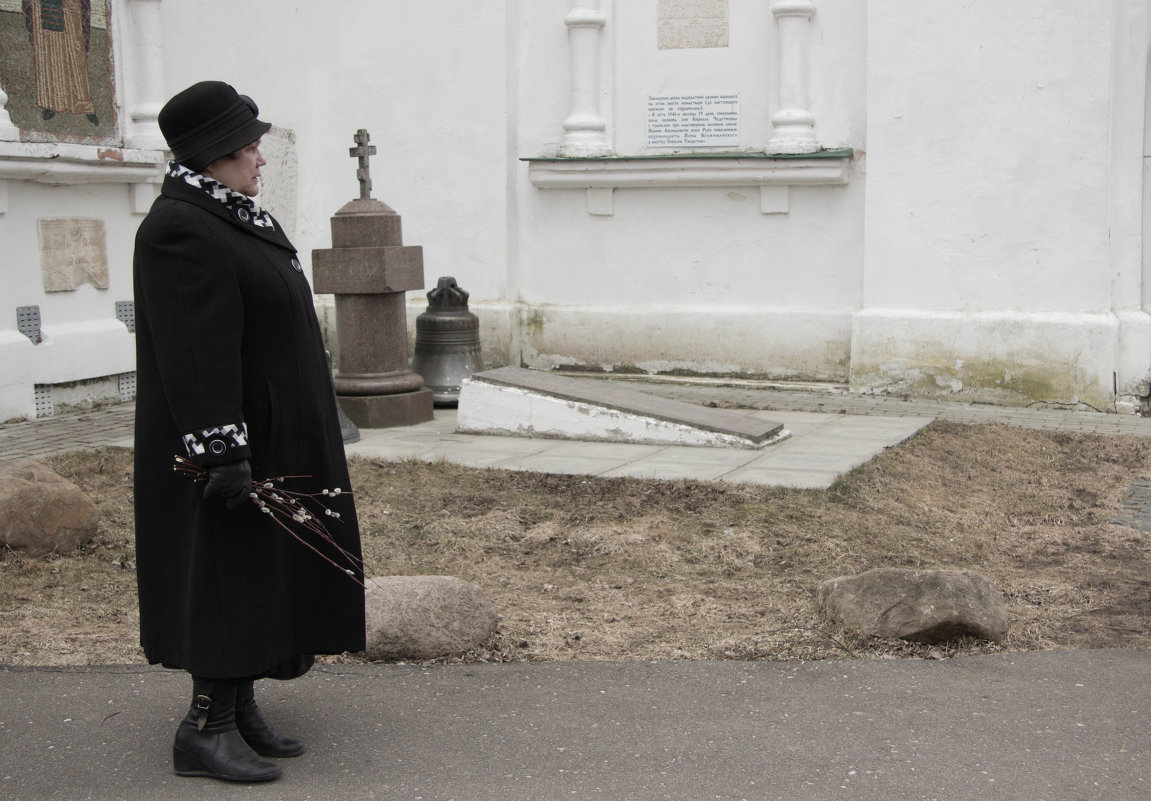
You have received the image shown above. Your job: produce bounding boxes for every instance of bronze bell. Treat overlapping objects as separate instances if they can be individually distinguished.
[410,277,482,407]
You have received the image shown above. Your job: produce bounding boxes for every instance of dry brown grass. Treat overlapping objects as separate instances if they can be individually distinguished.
[2,421,1149,666]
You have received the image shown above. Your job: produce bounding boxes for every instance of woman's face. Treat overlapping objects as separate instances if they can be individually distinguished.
[203,139,266,197]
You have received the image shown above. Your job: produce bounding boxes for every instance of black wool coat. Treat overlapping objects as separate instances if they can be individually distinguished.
[133,170,365,679]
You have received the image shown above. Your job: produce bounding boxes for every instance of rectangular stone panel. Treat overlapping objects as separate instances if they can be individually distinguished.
[337,388,434,429]
[38,218,108,291]
[658,0,729,49]
[330,211,403,247]
[312,245,425,294]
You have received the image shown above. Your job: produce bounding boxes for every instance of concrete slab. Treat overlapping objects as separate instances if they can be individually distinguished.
[415,447,551,470]
[517,441,666,461]
[722,465,844,489]
[497,454,630,477]
[752,450,863,471]
[341,408,934,488]
[0,389,934,489]
[458,367,787,449]
[603,448,762,482]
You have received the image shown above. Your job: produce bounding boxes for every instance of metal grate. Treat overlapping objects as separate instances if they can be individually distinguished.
[115,300,135,333]
[118,371,137,402]
[17,305,42,344]
[34,384,53,418]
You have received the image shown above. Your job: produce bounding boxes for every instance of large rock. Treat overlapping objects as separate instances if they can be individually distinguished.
[817,568,1009,644]
[0,460,98,557]
[364,575,499,661]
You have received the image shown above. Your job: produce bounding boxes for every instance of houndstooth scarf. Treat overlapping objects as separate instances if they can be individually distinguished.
[167,161,276,230]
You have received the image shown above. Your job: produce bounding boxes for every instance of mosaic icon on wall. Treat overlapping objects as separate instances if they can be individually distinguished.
[0,0,118,145]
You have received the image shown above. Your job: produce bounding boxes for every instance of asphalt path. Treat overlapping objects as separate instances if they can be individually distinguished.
[1,649,1147,800]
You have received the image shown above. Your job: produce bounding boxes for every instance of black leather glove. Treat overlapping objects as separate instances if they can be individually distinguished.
[202,460,252,510]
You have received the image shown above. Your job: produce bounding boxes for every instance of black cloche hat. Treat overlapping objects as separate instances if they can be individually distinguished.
[158,81,272,172]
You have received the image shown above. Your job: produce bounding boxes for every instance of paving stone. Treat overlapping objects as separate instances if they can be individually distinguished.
[4,380,1151,493]
[1112,480,1151,532]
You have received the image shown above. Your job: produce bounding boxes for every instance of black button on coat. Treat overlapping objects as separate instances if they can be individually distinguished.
[132,171,366,678]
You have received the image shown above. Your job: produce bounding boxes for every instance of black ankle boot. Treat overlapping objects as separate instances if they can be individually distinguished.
[173,678,282,782]
[235,680,307,758]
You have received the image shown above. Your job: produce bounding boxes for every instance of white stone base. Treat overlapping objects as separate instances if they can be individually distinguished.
[849,309,1151,410]
[456,378,789,449]
[405,302,1151,411]
[514,304,854,384]
[0,319,134,421]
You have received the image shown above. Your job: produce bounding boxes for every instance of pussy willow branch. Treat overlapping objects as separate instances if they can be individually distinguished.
[173,455,367,588]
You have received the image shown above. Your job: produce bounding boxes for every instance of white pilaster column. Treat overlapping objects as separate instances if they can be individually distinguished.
[0,81,18,142]
[769,0,820,154]
[560,1,611,157]
[123,0,166,150]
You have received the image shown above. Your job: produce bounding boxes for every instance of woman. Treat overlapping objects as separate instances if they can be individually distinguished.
[133,81,366,782]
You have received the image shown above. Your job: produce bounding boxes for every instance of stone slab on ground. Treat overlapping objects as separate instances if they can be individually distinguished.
[1113,480,1151,531]
[459,367,785,448]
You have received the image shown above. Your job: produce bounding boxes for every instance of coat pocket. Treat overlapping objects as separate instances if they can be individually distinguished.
[247,375,282,456]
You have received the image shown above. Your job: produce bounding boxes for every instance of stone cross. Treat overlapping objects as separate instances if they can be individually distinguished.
[349,129,377,199]
[312,161,434,429]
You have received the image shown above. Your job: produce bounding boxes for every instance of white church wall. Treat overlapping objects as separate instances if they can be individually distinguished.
[862,1,1114,314]
[514,0,867,381]
[159,0,1141,408]
[152,0,865,385]
[156,0,516,369]
[0,176,141,420]
[0,0,166,421]
[159,1,512,298]
[854,0,1150,409]
[2,0,1146,421]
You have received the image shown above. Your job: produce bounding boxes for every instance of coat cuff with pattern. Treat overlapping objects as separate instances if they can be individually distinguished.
[181,423,252,467]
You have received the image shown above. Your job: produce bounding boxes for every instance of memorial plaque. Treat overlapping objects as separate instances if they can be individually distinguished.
[647,93,739,147]
[38,217,109,291]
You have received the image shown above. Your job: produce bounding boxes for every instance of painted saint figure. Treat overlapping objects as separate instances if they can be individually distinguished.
[22,0,98,124]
